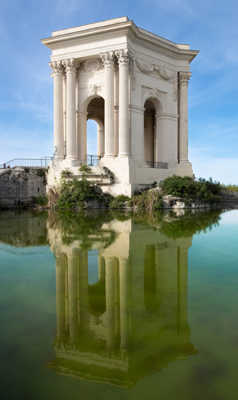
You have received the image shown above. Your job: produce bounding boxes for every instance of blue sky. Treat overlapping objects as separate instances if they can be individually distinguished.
[0,0,238,183]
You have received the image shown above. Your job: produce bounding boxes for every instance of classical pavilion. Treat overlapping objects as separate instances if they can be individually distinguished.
[42,17,198,196]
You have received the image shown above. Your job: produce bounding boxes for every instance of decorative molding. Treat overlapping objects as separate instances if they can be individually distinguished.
[156,113,178,120]
[179,71,191,85]
[63,58,78,73]
[49,60,64,74]
[129,105,144,114]
[115,49,129,65]
[88,83,102,96]
[135,59,175,81]
[100,51,115,67]
[172,75,178,102]
[142,85,166,99]
[81,58,103,72]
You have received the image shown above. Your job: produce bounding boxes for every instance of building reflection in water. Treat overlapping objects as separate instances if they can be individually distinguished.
[48,216,198,387]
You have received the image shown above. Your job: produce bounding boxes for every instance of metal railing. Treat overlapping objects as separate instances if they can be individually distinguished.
[0,157,53,169]
[145,161,168,169]
[86,154,101,166]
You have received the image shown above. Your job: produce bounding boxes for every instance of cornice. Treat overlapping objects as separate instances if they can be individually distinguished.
[41,17,199,64]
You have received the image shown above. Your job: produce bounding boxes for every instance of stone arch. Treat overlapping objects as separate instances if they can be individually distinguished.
[80,95,105,163]
[144,97,162,166]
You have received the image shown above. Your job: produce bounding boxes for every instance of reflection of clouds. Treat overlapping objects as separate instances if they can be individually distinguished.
[221,210,238,225]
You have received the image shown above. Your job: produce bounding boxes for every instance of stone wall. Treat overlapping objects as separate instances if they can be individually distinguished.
[0,167,46,208]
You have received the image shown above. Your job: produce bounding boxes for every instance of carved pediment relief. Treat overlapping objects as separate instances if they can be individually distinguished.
[81,58,103,73]
[88,84,102,96]
[135,59,175,81]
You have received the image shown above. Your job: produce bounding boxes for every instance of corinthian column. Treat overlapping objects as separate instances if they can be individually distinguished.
[119,257,129,351]
[117,49,130,157]
[97,125,104,157]
[64,59,77,162]
[179,71,191,163]
[101,52,115,157]
[50,61,64,160]
[55,253,66,344]
[105,256,116,350]
[67,249,78,345]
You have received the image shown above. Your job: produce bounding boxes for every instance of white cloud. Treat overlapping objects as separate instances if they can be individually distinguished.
[190,147,238,184]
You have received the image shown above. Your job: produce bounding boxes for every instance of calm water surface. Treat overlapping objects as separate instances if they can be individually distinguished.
[0,209,238,400]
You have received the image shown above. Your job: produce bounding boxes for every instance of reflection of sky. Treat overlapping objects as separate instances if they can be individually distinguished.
[88,249,99,284]
[220,209,238,225]
[1,210,238,398]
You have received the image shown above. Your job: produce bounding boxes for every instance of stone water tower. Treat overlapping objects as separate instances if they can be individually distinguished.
[42,17,198,196]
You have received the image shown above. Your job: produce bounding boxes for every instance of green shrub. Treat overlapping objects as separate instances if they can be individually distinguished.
[57,178,107,211]
[32,195,48,206]
[79,164,92,174]
[36,168,46,177]
[61,169,73,179]
[159,175,222,204]
[223,184,238,193]
[132,190,163,213]
[109,195,130,209]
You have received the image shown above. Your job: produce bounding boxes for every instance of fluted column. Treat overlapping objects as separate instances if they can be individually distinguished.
[154,114,159,163]
[178,246,189,334]
[64,59,77,162]
[97,125,105,157]
[114,63,119,156]
[67,249,78,345]
[56,253,66,343]
[78,250,89,329]
[105,256,116,351]
[98,255,105,282]
[101,52,115,157]
[78,112,87,164]
[119,257,129,351]
[50,61,64,160]
[117,50,130,157]
[179,71,191,162]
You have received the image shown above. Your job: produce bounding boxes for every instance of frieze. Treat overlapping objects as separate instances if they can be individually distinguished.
[81,58,103,73]
[135,59,175,81]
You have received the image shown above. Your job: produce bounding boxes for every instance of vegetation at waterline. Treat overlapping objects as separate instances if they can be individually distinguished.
[109,194,130,209]
[57,177,112,211]
[134,209,222,239]
[159,175,222,204]
[52,173,227,214]
[131,189,163,213]
[223,184,238,193]
[48,210,118,249]
[158,209,221,238]
[32,195,48,206]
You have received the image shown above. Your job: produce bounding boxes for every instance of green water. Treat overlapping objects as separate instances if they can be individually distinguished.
[0,209,238,400]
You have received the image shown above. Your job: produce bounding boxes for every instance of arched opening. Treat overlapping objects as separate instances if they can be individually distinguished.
[88,251,106,316]
[144,99,156,167]
[87,120,98,155]
[86,96,105,165]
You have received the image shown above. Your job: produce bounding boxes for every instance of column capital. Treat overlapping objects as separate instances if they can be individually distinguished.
[49,60,64,75]
[63,58,78,74]
[100,51,115,68]
[115,49,130,65]
[179,71,191,86]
